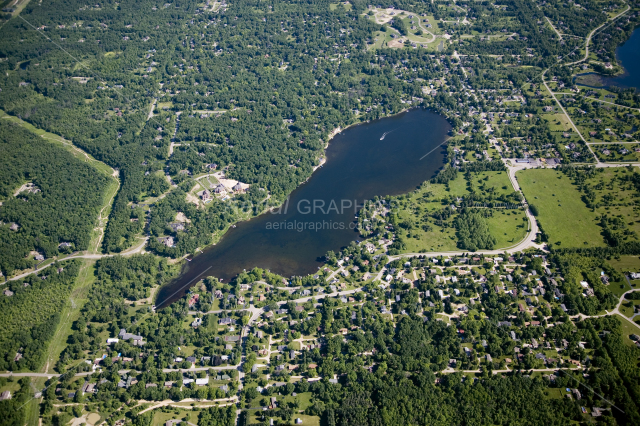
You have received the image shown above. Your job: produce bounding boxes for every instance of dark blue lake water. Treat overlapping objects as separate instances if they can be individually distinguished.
[602,27,640,90]
[156,108,450,308]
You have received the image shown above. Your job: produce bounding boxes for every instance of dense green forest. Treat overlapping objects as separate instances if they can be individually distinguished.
[0,377,32,426]
[455,210,498,251]
[56,255,176,370]
[198,406,236,426]
[0,122,109,275]
[0,0,596,256]
[146,187,266,258]
[0,261,80,371]
[239,314,640,425]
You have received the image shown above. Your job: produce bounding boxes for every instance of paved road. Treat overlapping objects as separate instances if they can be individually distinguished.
[581,96,640,112]
[570,288,640,332]
[564,5,629,67]
[137,397,238,415]
[539,5,632,164]
[0,372,59,378]
[0,363,242,380]
[5,237,149,283]
[542,70,596,161]
[544,16,563,40]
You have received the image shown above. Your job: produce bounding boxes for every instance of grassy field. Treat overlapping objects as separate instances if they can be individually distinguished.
[542,113,573,132]
[607,256,640,274]
[329,2,351,11]
[619,299,640,318]
[364,9,442,50]
[246,391,318,425]
[605,256,640,297]
[619,316,640,346]
[517,169,604,248]
[152,409,193,426]
[398,171,527,252]
[485,210,528,248]
[42,260,97,374]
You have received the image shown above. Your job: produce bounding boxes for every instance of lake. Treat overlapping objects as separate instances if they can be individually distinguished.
[155,108,451,308]
[603,26,640,90]
[576,27,640,91]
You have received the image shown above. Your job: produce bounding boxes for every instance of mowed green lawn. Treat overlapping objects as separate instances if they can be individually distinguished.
[517,169,605,248]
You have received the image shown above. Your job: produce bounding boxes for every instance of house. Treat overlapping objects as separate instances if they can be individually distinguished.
[81,382,95,394]
[195,377,209,386]
[224,335,240,342]
[232,183,244,193]
[188,293,199,307]
[0,391,11,400]
[219,317,236,326]
[186,356,197,363]
[191,318,202,328]
[3,289,14,297]
[200,189,212,201]
[168,222,185,232]
[158,236,175,247]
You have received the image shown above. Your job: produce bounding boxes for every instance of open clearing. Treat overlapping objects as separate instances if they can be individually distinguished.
[517,169,604,248]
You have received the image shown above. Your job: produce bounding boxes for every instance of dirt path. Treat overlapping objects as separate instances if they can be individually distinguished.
[147,99,157,121]
[137,397,238,414]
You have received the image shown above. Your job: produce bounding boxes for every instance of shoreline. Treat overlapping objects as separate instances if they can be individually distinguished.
[156,107,431,304]
[575,26,640,90]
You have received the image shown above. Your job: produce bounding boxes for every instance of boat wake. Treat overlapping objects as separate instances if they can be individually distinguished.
[380,129,395,140]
